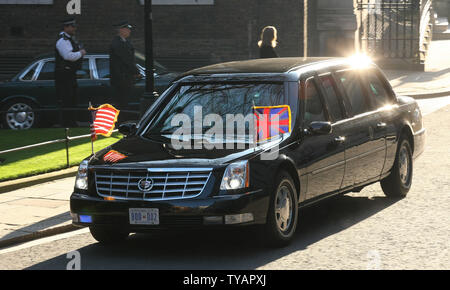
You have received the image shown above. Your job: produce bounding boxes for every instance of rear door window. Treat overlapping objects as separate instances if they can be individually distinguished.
[319,75,344,122]
[95,58,110,79]
[21,62,38,81]
[336,70,369,116]
[37,61,55,81]
[77,59,92,80]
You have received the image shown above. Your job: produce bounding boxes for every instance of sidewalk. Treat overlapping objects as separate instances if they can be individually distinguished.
[385,40,450,98]
[0,176,77,248]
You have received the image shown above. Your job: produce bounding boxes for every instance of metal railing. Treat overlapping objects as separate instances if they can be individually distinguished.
[0,128,119,168]
[0,106,137,167]
[356,0,433,63]
[0,107,140,115]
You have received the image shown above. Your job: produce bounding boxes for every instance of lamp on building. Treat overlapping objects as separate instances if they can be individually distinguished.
[140,0,157,117]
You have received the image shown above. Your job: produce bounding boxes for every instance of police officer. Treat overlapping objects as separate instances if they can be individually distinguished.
[55,18,86,127]
[109,21,139,109]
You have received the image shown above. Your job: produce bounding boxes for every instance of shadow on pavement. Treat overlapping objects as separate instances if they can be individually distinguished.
[1,212,71,243]
[26,194,400,270]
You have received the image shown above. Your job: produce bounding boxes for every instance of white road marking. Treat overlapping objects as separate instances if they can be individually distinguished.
[0,228,89,255]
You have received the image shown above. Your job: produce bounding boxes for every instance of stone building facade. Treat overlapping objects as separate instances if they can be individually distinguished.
[304,0,357,57]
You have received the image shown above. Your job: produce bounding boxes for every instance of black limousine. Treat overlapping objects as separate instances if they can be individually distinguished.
[70,57,425,247]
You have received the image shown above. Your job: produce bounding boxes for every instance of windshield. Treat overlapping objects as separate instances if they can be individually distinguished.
[143,82,294,144]
[135,52,169,74]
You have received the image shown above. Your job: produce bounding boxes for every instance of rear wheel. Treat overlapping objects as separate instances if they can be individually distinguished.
[2,100,38,130]
[89,226,129,244]
[261,171,298,247]
[381,136,413,198]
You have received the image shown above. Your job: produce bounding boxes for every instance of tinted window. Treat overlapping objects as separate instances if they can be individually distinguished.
[37,61,55,80]
[337,71,369,116]
[22,63,38,80]
[77,59,91,80]
[319,75,344,122]
[145,83,290,139]
[367,72,391,108]
[304,79,326,123]
[95,58,110,79]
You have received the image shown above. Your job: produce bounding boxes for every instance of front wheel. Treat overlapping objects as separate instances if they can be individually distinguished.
[381,136,413,198]
[2,100,38,130]
[89,226,129,244]
[261,171,299,247]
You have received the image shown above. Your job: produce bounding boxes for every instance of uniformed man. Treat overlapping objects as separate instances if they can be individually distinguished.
[109,21,139,109]
[55,18,86,127]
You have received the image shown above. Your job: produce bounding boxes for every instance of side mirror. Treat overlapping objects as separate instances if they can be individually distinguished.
[307,121,332,135]
[118,122,137,136]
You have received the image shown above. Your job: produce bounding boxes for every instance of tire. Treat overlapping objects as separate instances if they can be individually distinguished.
[261,171,299,247]
[2,99,39,130]
[89,226,129,244]
[381,135,413,198]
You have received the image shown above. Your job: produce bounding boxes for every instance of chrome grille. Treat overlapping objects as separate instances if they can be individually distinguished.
[94,168,212,201]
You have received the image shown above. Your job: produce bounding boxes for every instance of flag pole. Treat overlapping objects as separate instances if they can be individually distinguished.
[89,102,94,156]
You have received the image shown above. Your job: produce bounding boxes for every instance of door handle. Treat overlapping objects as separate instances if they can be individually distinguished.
[377,122,387,129]
[334,136,346,143]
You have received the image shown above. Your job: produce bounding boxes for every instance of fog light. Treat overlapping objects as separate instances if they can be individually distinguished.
[224,213,254,225]
[203,216,223,225]
[79,215,92,223]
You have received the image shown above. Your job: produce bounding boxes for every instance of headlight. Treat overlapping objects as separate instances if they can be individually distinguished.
[75,160,89,190]
[220,160,249,190]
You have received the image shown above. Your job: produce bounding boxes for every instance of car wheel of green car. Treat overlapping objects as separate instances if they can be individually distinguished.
[2,100,38,130]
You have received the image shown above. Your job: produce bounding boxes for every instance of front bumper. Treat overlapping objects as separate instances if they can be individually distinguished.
[413,127,426,160]
[70,189,269,231]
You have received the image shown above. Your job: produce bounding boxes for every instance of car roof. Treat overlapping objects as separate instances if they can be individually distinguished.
[33,52,106,60]
[180,57,344,77]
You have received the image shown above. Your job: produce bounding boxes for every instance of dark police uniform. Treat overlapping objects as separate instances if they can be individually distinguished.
[109,22,138,109]
[55,21,83,127]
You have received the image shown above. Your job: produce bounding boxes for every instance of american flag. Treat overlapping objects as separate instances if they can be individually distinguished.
[103,150,127,163]
[89,104,120,140]
[253,105,291,142]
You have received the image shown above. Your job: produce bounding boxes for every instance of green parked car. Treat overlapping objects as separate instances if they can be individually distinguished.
[0,53,177,130]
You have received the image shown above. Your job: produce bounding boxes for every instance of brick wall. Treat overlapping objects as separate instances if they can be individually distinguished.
[0,0,305,70]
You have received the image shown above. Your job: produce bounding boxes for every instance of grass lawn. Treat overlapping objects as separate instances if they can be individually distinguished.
[0,128,122,182]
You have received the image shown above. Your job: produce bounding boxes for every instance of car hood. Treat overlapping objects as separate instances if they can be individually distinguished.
[89,134,288,168]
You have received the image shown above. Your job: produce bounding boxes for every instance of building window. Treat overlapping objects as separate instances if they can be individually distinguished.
[0,0,53,4]
[139,0,214,5]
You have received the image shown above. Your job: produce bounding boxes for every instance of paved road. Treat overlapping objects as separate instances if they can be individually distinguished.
[416,95,450,115]
[0,99,449,270]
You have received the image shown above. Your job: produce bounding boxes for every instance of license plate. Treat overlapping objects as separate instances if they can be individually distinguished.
[129,208,159,225]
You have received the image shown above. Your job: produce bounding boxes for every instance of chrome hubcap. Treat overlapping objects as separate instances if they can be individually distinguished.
[399,145,411,186]
[275,185,293,233]
[6,103,35,130]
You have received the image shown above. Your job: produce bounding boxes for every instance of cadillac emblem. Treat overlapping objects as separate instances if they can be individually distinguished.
[138,178,154,192]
